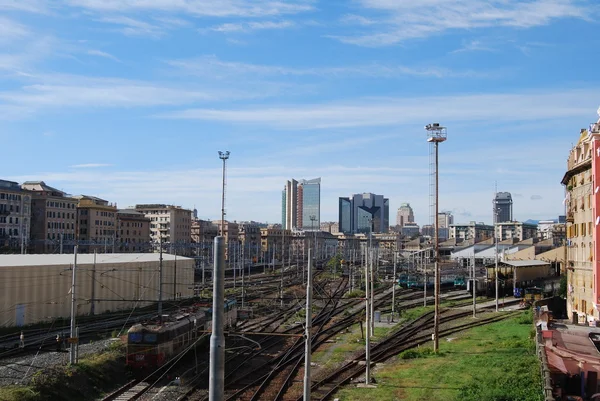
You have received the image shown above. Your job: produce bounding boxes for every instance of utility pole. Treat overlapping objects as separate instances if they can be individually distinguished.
[392,252,397,322]
[90,251,96,316]
[472,250,477,318]
[426,122,447,353]
[173,250,177,300]
[369,223,374,337]
[241,242,245,309]
[364,246,371,385]
[209,237,225,401]
[303,248,313,401]
[60,233,63,255]
[69,245,78,365]
[158,232,163,320]
[423,252,427,307]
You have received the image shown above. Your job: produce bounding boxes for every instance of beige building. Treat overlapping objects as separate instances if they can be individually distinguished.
[22,181,77,254]
[135,204,192,256]
[0,180,31,253]
[116,209,151,253]
[0,254,193,327]
[75,195,117,254]
[561,127,596,320]
[396,203,414,227]
[239,222,261,261]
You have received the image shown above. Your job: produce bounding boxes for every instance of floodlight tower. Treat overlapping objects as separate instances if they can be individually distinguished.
[425,123,447,354]
[218,151,230,236]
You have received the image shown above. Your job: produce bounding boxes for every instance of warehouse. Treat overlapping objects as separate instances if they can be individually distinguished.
[0,253,194,327]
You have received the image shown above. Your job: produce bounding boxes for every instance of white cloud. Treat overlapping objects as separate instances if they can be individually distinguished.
[65,0,314,17]
[167,55,492,79]
[206,19,295,33]
[0,17,30,41]
[86,49,121,62]
[0,0,48,13]
[450,39,495,54]
[98,16,165,37]
[334,0,595,46]
[159,88,599,129]
[70,163,113,168]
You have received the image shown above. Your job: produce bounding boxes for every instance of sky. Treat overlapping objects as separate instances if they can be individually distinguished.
[1,0,599,227]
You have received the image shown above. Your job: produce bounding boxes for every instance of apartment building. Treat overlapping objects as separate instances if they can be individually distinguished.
[75,195,117,253]
[0,180,31,252]
[449,222,494,242]
[135,204,192,256]
[22,181,77,254]
[116,209,151,253]
[495,221,538,242]
[561,124,598,322]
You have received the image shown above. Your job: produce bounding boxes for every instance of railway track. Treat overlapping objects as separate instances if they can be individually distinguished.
[101,380,151,401]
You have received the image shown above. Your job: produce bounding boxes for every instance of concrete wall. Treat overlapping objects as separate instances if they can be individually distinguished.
[0,257,194,327]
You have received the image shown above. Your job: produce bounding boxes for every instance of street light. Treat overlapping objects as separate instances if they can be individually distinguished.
[362,215,374,338]
[493,205,500,312]
[425,122,447,354]
[218,151,230,237]
[310,215,317,259]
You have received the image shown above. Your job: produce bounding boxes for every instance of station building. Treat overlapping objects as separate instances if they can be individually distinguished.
[0,253,194,327]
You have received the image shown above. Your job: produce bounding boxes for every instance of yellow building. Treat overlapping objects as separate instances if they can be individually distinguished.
[561,127,596,321]
[75,195,118,253]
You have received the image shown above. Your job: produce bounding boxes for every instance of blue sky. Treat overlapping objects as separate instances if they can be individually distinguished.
[1,0,599,226]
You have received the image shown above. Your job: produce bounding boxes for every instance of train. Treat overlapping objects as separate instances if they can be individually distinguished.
[126,299,237,372]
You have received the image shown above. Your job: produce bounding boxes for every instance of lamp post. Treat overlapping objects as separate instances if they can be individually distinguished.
[310,215,316,260]
[494,206,500,312]
[425,123,447,354]
[218,151,230,237]
[363,215,374,337]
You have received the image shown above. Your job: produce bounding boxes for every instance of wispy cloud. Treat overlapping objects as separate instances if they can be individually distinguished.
[87,49,121,62]
[70,163,113,168]
[0,17,30,42]
[205,20,295,33]
[64,0,314,17]
[0,0,48,13]
[450,39,495,54]
[167,55,493,79]
[334,0,595,46]
[160,88,599,129]
[98,16,165,37]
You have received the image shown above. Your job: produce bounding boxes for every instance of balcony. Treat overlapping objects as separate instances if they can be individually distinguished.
[566,213,574,223]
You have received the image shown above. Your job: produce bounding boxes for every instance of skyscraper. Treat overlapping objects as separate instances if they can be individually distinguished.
[396,203,414,227]
[281,178,320,230]
[338,193,389,234]
[493,192,513,223]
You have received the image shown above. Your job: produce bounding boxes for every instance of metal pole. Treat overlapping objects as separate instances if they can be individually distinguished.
[69,245,78,365]
[90,251,96,316]
[365,248,371,384]
[392,252,397,322]
[423,252,427,307]
[433,141,440,353]
[303,248,313,401]
[158,234,163,320]
[242,242,245,309]
[472,250,477,318]
[369,225,374,337]
[495,234,499,312]
[60,233,63,255]
[209,237,225,401]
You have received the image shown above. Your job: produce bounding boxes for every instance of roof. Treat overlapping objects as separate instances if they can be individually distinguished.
[0,253,191,267]
[21,181,66,195]
[500,260,550,267]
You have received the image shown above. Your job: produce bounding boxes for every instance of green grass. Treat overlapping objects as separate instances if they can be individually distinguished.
[333,310,542,401]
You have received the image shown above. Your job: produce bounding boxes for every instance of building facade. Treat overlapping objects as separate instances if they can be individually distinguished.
[282,178,321,230]
[449,222,494,242]
[338,193,389,234]
[21,181,77,254]
[135,204,193,256]
[75,195,118,253]
[495,221,538,242]
[0,180,31,253]
[561,124,597,321]
[116,209,151,253]
[494,192,513,223]
[437,211,454,240]
[401,222,420,238]
[396,203,414,227]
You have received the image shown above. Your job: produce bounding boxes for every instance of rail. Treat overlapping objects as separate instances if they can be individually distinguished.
[534,319,556,401]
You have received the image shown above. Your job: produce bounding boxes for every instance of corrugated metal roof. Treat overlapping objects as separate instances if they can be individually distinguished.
[502,260,550,267]
[0,253,191,267]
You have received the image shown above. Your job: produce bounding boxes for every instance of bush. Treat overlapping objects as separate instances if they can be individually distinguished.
[399,347,435,360]
[517,311,533,325]
[344,290,365,299]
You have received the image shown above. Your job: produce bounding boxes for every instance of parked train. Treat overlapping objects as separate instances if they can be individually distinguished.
[126,299,237,372]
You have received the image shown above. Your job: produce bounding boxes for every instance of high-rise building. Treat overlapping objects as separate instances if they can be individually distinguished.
[22,181,77,254]
[299,178,320,231]
[437,211,454,240]
[396,203,414,227]
[0,180,31,252]
[493,192,513,223]
[338,193,389,234]
[281,178,321,230]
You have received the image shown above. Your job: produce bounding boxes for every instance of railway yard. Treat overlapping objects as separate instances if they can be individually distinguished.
[0,260,537,401]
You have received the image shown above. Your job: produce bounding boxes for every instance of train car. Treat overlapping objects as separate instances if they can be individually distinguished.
[454,276,466,289]
[126,299,237,372]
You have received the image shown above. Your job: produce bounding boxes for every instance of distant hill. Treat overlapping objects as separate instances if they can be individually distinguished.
[524,219,558,225]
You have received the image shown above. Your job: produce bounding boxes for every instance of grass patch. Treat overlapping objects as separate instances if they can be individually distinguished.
[334,310,542,401]
[344,289,366,298]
